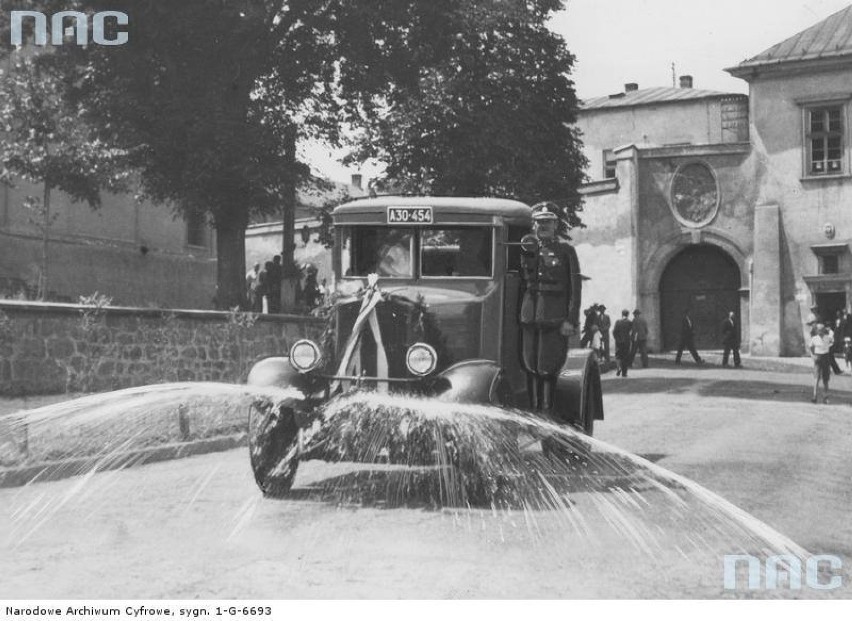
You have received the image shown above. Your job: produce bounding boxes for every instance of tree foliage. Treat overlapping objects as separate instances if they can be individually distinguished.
[1,0,588,307]
[347,0,587,229]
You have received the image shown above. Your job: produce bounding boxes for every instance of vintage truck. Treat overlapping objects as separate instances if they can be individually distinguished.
[246,196,603,497]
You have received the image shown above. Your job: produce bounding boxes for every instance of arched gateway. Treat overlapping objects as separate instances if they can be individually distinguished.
[659,245,741,350]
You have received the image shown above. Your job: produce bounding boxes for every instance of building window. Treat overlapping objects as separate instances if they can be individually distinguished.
[805,105,845,176]
[603,149,616,179]
[821,254,839,275]
[186,211,206,247]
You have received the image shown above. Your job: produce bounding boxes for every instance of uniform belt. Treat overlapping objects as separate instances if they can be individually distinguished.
[530,284,564,292]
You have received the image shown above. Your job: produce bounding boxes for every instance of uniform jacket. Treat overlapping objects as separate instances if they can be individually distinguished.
[520,237,581,328]
[721,317,739,347]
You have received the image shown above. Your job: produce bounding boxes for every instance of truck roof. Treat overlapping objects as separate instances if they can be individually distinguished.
[333,196,532,226]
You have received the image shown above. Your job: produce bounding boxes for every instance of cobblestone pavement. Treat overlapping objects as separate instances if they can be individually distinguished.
[596,354,852,559]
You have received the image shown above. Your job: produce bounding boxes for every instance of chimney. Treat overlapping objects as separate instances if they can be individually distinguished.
[351,174,362,190]
[679,75,693,89]
[624,82,639,92]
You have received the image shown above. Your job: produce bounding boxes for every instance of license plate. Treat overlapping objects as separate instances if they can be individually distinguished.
[387,206,433,225]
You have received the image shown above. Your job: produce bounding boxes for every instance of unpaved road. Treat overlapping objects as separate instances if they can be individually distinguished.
[596,360,852,560]
[2,360,851,599]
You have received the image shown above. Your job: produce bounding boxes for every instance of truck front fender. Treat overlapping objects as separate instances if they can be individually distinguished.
[431,359,510,406]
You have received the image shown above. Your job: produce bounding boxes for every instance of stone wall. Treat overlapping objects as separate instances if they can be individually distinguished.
[0,300,323,395]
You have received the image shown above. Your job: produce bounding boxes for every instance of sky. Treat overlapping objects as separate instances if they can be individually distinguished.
[306,0,852,183]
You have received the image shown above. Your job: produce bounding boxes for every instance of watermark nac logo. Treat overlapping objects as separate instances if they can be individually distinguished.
[10,10,128,46]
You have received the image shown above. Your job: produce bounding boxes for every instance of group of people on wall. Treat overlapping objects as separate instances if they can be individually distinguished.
[245,256,326,315]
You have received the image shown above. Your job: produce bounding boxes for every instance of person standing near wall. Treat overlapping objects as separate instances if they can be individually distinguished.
[302,265,322,312]
[810,323,833,403]
[806,304,842,374]
[257,262,273,314]
[580,304,599,349]
[246,262,261,312]
[721,310,741,368]
[598,305,611,362]
[613,309,632,377]
[630,309,649,368]
[267,255,283,314]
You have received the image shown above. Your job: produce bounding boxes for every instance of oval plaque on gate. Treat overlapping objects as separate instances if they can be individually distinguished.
[669,162,719,228]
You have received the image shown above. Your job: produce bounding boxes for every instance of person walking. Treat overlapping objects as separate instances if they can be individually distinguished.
[675,308,704,365]
[630,308,649,368]
[598,305,612,362]
[809,323,834,403]
[518,202,582,411]
[721,310,741,368]
[613,309,632,377]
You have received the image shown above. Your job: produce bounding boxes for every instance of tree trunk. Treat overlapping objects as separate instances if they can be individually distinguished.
[280,124,300,312]
[214,214,248,310]
[39,184,51,301]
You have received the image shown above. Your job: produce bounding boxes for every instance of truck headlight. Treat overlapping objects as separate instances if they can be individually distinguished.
[406,343,437,377]
[289,339,322,373]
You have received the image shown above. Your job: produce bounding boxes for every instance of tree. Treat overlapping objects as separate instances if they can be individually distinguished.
[347,0,588,229]
[0,52,126,299]
[3,0,587,307]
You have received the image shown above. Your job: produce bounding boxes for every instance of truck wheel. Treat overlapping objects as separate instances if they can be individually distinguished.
[248,400,300,498]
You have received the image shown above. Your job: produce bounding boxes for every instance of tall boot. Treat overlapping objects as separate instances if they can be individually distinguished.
[539,377,555,413]
[526,374,539,411]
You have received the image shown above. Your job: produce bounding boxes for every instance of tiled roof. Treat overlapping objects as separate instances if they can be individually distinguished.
[732,4,852,70]
[580,86,743,111]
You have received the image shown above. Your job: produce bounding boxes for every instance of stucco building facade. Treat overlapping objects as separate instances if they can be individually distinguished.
[574,5,852,357]
[1,176,216,308]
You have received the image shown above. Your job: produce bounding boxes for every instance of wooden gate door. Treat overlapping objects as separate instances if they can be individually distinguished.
[660,245,741,350]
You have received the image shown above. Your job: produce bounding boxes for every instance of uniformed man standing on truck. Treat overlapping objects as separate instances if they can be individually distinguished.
[519,202,582,411]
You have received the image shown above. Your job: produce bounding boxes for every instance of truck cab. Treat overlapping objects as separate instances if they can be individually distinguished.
[246,196,603,496]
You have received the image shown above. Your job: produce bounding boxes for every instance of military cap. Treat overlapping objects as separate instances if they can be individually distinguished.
[531,202,559,221]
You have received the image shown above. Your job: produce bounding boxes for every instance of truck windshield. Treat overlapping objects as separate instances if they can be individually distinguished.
[342,228,414,278]
[421,227,492,277]
[341,226,494,279]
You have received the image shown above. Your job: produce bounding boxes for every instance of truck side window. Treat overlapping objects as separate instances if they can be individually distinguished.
[421,227,492,277]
